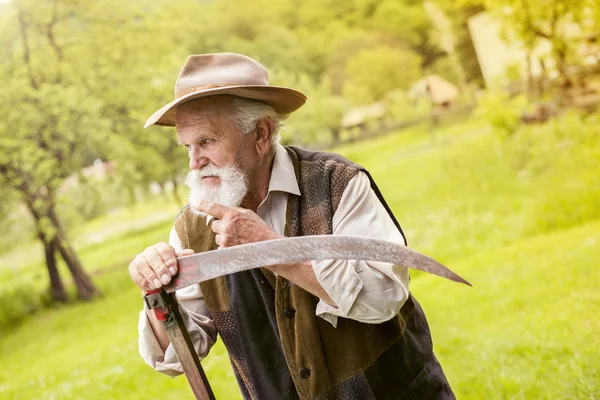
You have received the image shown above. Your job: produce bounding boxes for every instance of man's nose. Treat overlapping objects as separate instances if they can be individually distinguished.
[189,146,209,170]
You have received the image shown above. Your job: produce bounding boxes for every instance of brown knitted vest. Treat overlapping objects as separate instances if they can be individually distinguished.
[174,146,454,400]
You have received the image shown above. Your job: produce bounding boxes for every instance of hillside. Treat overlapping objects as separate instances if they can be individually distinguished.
[0,114,598,399]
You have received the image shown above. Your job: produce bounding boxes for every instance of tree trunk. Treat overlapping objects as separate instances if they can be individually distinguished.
[43,237,68,303]
[126,184,137,205]
[526,49,535,100]
[52,234,98,300]
[47,206,99,300]
[331,127,341,144]
[26,200,69,302]
[555,46,572,106]
[157,181,170,202]
[539,59,547,97]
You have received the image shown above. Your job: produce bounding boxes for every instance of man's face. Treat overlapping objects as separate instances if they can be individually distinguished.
[176,96,256,207]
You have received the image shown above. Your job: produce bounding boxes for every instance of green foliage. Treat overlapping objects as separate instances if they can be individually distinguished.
[467,0,597,83]
[0,0,499,240]
[475,91,528,138]
[282,75,349,147]
[424,56,460,84]
[0,282,51,332]
[57,176,132,229]
[369,0,434,50]
[2,0,473,248]
[385,89,430,122]
[507,112,600,232]
[343,46,422,104]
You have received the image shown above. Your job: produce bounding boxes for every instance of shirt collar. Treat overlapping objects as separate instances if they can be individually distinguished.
[268,144,300,196]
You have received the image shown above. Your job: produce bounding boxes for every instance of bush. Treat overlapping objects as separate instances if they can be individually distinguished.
[475,91,529,138]
[385,89,430,123]
[0,283,50,333]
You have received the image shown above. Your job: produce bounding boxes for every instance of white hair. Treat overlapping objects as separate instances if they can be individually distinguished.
[230,97,285,151]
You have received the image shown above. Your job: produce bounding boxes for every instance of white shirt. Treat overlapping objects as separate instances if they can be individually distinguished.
[138,144,409,376]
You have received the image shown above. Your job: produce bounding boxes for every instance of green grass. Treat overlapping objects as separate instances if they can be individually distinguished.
[348,112,600,264]
[0,219,177,331]
[0,112,599,399]
[0,270,239,400]
[414,218,600,399]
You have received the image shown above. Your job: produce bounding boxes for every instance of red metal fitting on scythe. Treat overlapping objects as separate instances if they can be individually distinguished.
[144,289,169,321]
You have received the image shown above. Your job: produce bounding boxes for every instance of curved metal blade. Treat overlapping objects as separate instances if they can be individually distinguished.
[166,235,470,293]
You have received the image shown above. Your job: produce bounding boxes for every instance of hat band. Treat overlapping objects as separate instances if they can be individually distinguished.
[176,83,242,99]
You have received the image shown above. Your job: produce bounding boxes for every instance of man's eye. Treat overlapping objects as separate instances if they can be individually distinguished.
[184,139,213,150]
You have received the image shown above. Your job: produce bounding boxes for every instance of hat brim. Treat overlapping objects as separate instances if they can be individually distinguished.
[144,85,307,128]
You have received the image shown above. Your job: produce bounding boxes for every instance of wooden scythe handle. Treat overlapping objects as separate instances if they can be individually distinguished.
[145,289,216,400]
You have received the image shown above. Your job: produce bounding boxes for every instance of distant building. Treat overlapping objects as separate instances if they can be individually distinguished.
[409,75,459,106]
[340,102,386,130]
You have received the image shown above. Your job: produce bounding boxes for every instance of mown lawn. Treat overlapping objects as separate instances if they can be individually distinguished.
[0,113,598,399]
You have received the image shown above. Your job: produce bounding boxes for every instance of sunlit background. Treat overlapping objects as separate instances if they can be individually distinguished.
[0,0,598,399]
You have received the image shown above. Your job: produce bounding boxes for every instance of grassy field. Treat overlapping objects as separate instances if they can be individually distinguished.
[0,113,598,399]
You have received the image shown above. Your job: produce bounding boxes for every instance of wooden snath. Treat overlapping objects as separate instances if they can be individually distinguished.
[145,289,216,400]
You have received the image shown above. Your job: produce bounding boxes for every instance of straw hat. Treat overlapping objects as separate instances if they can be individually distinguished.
[144,53,307,128]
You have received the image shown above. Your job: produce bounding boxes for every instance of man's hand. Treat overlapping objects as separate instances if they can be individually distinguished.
[193,201,281,248]
[129,243,194,292]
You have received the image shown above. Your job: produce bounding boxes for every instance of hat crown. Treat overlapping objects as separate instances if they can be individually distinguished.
[144,52,306,128]
[174,53,269,96]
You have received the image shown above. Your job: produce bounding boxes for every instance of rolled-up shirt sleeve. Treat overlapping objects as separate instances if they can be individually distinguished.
[137,228,217,376]
[312,171,409,327]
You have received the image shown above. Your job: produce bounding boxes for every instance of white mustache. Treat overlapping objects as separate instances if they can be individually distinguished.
[184,163,249,212]
[185,165,232,187]
[186,165,223,183]
[198,164,225,178]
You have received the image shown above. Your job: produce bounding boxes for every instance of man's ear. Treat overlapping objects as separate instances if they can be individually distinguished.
[254,118,273,156]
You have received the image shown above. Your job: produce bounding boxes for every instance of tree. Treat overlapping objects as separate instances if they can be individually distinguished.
[0,0,112,301]
[468,0,596,96]
[280,72,349,146]
[366,0,446,71]
[343,46,422,104]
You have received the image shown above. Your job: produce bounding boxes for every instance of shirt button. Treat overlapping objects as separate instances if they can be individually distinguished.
[300,368,311,379]
[283,308,296,318]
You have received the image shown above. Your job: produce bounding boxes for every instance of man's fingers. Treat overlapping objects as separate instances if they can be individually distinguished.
[143,247,171,286]
[129,243,188,292]
[156,242,177,275]
[130,268,151,293]
[211,219,223,233]
[193,200,230,219]
[133,257,160,290]
[176,249,195,257]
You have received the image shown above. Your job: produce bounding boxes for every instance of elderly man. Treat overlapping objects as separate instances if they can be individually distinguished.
[131,53,454,399]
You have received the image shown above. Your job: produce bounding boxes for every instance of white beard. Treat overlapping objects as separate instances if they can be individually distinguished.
[185,164,249,216]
